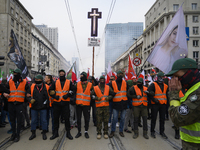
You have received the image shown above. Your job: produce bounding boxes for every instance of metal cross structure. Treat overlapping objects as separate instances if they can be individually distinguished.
[88,8,102,37]
[88,8,102,76]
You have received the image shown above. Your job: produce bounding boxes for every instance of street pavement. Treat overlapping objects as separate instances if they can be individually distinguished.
[0,113,182,150]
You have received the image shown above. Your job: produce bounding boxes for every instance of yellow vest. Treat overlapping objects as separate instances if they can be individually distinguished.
[179,82,200,144]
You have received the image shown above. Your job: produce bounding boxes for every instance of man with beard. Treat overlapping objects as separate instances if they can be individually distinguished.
[75,72,93,139]
[148,72,168,139]
[166,58,200,149]
[3,69,29,142]
[109,70,128,138]
[128,78,149,139]
[49,69,75,140]
[92,76,115,139]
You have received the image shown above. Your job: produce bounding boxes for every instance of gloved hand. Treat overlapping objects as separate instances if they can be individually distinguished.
[97,97,101,101]
[105,97,109,101]
[50,90,56,96]
[137,95,142,99]
[154,98,160,104]
[144,91,149,94]
[68,90,73,95]
[55,96,59,100]
[30,99,35,104]
[63,94,69,99]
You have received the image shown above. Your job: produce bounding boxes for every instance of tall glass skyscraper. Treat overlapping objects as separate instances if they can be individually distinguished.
[105,22,143,72]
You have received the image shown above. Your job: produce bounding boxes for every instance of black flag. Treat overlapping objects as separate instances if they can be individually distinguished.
[7,29,29,79]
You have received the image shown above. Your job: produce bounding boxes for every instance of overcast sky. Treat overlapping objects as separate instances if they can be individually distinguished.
[19,0,156,77]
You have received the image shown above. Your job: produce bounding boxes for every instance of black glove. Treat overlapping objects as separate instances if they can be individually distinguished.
[63,94,69,99]
[55,96,59,100]
[144,91,149,94]
[153,98,159,104]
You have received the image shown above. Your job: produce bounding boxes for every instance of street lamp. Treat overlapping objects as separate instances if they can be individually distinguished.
[133,38,138,75]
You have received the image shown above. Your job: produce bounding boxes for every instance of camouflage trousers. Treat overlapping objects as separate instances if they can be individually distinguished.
[96,106,109,135]
[182,140,200,150]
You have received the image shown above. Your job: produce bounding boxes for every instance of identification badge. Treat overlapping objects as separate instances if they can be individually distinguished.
[178,104,189,115]
[190,94,197,102]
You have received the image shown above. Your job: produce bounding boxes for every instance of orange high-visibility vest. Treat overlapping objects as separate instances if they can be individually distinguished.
[151,82,168,104]
[55,79,70,102]
[46,84,54,107]
[179,90,184,98]
[76,81,92,106]
[29,83,49,108]
[132,85,148,106]
[8,79,26,102]
[94,85,109,107]
[112,80,127,102]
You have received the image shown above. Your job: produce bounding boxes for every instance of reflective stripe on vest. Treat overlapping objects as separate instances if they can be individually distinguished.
[112,80,127,102]
[179,82,200,143]
[94,85,109,107]
[152,82,168,104]
[76,81,92,106]
[29,83,49,108]
[8,79,26,102]
[55,79,70,102]
[132,85,148,106]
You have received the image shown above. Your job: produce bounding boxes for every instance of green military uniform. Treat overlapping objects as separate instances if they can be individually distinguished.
[91,76,114,138]
[166,58,200,150]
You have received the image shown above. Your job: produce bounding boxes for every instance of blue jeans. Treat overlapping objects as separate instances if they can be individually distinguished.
[111,109,126,132]
[109,101,113,123]
[47,107,54,131]
[31,109,47,131]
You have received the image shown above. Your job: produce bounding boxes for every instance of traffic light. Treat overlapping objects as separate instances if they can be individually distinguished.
[0,56,5,66]
[46,61,49,67]
[41,68,46,75]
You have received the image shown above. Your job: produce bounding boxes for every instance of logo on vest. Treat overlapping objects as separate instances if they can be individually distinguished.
[190,94,197,102]
[178,104,189,115]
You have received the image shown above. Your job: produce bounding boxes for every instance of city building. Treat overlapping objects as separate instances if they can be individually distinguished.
[105,22,143,72]
[112,0,200,75]
[0,0,33,78]
[36,24,58,50]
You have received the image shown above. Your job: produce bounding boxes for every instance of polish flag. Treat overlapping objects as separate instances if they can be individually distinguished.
[87,68,90,79]
[112,72,117,79]
[72,65,77,82]
[138,70,145,85]
[0,77,2,84]
[128,54,136,79]
[106,62,112,84]
[147,73,153,84]
[152,68,157,74]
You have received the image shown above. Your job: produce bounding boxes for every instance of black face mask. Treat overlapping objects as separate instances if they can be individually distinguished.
[137,83,143,88]
[100,81,105,85]
[80,76,87,82]
[35,81,43,86]
[14,74,21,81]
[59,75,66,81]
[157,77,164,83]
[116,76,122,82]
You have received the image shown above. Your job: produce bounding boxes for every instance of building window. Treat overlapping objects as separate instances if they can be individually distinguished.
[15,12,18,18]
[20,17,23,22]
[21,27,23,34]
[33,56,35,61]
[193,16,198,22]
[193,27,199,34]
[24,21,26,26]
[11,7,14,14]
[11,18,14,26]
[20,37,23,44]
[173,4,179,11]
[16,34,19,40]
[24,40,27,46]
[193,40,199,47]
[192,3,197,10]
[193,51,199,58]
[28,42,30,48]
[25,30,27,36]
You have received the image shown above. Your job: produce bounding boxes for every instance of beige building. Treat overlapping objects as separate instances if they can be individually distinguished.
[31,24,70,77]
[112,0,200,76]
[0,0,33,78]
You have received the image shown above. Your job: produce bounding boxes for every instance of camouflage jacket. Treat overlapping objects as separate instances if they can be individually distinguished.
[168,87,200,127]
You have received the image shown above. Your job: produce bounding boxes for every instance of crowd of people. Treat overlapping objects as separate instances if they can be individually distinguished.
[0,58,200,150]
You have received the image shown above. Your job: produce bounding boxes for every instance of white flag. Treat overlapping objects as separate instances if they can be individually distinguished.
[147,6,188,73]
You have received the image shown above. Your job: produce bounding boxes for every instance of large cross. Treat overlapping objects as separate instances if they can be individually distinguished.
[88,8,102,37]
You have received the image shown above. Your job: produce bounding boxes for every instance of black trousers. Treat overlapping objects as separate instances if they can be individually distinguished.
[150,104,166,133]
[53,103,70,131]
[8,103,23,135]
[76,105,90,132]
[21,102,30,127]
[90,101,96,125]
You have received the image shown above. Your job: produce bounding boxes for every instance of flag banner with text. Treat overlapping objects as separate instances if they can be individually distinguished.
[147,6,188,73]
[7,29,29,78]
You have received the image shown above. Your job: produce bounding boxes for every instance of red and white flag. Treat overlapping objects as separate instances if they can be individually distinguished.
[87,68,90,79]
[152,68,157,74]
[128,54,136,80]
[138,70,145,85]
[72,64,77,82]
[106,62,112,84]
[147,6,188,73]
[147,73,153,84]
[25,76,31,81]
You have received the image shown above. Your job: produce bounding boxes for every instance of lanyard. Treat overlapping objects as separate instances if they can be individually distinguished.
[36,84,43,93]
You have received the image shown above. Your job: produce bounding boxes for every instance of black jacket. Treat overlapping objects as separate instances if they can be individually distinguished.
[27,83,49,110]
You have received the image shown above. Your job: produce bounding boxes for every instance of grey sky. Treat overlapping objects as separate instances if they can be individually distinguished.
[19,0,156,77]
